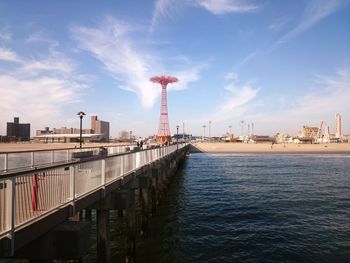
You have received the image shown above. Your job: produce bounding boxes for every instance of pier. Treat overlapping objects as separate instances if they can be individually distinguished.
[0,144,189,262]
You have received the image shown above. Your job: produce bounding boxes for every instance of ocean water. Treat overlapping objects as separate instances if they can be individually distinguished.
[125,153,350,262]
[2,153,349,262]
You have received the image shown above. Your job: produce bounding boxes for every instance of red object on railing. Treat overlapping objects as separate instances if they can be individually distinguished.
[31,174,39,211]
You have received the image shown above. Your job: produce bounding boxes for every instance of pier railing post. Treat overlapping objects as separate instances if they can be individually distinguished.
[50,150,54,165]
[101,159,106,186]
[9,177,16,257]
[69,165,76,216]
[4,153,8,172]
[30,152,34,168]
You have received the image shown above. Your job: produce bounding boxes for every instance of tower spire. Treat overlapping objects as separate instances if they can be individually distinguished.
[150,75,178,143]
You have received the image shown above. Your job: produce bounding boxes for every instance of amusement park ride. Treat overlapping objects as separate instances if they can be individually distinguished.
[313,113,342,143]
[316,121,330,143]
[150,75,178,144]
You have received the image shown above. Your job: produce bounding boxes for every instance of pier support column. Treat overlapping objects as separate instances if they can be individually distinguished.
[150,180,157,216]
[139,187,149,238]
[160,161,168,195]
[151,167,161,209]
[97,209,111,263]
[69,211,81,222]
[118,209,124,217]
[126,189,136,262]
[85,209,92,221]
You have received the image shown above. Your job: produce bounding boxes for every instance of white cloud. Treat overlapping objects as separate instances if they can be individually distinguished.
[71,16,201,108]
[191,73,258,122]
[202,68,350,136]
[267,16,289,32]
[0,47,22,63]
[150,0,179,32]
[225,72,238,80]
[150,0,258,31]
[71,18,158,107]
[0,41,89,134]
[238,50,259,66]
[275,0,343,46]
[196,0,259,15]
[0,74,86,134]
[244,68,350,134]
[219,80,259,112]
[170,65,206,91]
[20,56,77,75]
[293,68,350,117]
[0,31,12,42]
[183,73,259,135]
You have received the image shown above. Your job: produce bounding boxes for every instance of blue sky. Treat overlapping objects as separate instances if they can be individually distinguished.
[0,0,349,138]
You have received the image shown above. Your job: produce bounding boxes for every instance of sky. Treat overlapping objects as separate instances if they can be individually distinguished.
[0,0,349,138]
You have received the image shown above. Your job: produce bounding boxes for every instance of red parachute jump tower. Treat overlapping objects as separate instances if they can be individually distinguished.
[150,75,178,144]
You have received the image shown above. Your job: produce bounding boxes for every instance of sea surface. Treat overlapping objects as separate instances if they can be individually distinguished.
[3,153,350,262]
[102,153,350,262]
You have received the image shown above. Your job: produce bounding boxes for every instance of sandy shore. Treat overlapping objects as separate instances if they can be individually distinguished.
[1,142,350,154]
[0,142,129,153]
[191,142,350,154]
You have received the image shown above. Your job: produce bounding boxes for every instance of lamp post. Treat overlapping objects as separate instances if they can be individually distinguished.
[202,125,206,142]
[240,120,244,141]
[176,125,179,150]
[130,130,132,144]
[182,122,185,141]
[209,120,211,141]
[77,111,86,149]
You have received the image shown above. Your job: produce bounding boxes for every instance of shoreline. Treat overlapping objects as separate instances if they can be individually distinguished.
[190,142,350,154]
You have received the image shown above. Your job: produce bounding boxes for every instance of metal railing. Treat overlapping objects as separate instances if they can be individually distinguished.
[0,145,130,173]
[0,144,187,246]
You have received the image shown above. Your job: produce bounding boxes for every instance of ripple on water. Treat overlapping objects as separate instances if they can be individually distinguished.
[124,153,350,262]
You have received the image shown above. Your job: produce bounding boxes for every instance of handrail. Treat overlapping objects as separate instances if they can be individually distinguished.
[0,144,188,249]
[0,144,133,173]
[0,143,132,154]
[0,145,179,179]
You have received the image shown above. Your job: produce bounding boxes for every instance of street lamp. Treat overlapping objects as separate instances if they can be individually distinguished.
[240,120,245,140]
[182,122,185,141]
[77,111,86,149]
[209,120,211,140]
[176,125,179,150]
[202,125,206,141]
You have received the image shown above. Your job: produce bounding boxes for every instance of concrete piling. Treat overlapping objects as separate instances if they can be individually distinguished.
[139,187,149,238]
[96,208,111,263]
[125,189,136,262]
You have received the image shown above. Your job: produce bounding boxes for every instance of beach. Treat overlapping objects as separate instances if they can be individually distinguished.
[191,142,350,154]
[1,142,350,154]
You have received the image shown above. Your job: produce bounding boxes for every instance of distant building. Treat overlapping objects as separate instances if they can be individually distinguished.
[6,117,30,141]
[91,116,110,141]
[36,127,93,136]
[53,127,93,135]
[300,125,318,138]
[33,133,105,143]
[251,135,274,143]
[275,132,292,143]
[36,127,51,136]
